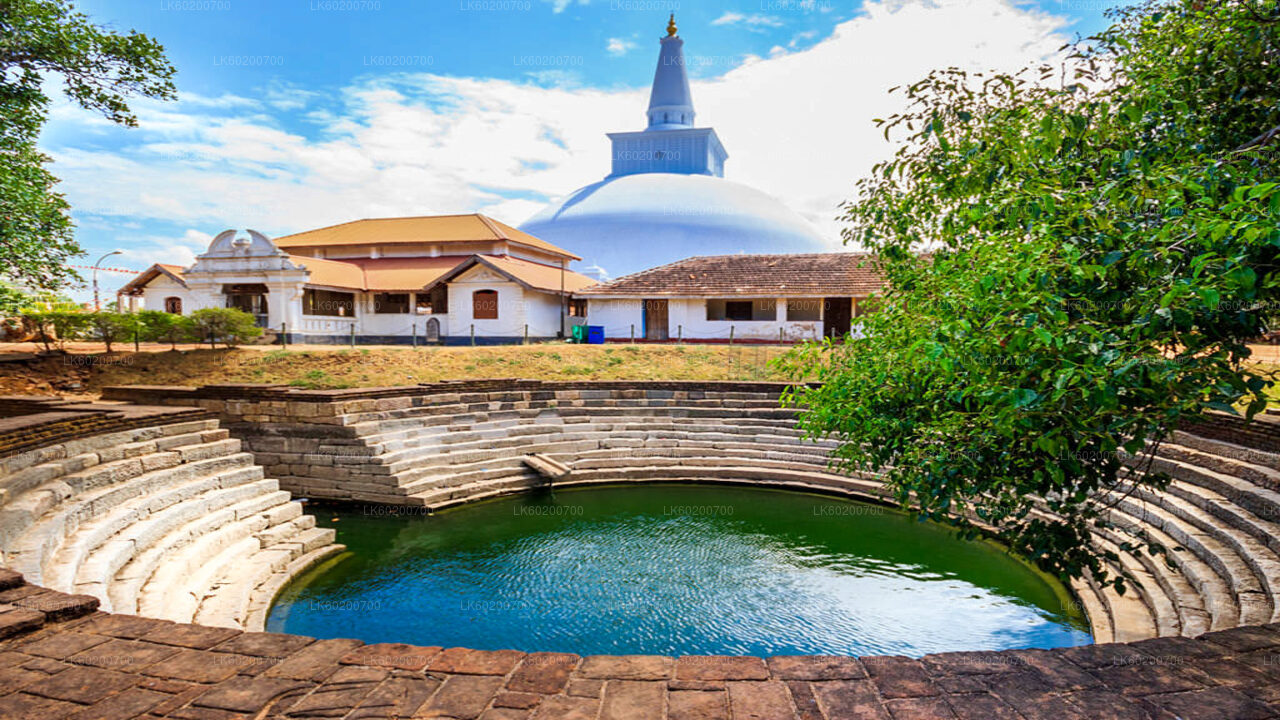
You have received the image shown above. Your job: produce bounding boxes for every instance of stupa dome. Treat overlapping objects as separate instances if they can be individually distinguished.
[519,16,827,278]
[520,174,827,280]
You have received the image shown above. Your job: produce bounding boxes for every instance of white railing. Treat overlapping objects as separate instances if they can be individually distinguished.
[299,317,357,334]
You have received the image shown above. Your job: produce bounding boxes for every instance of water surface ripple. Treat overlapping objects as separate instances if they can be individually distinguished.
[268,485,1091,656]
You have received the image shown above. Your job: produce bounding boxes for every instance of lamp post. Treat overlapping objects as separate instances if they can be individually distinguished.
[92,250,123,311]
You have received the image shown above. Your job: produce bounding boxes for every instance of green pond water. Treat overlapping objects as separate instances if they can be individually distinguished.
[267,484,1091,657]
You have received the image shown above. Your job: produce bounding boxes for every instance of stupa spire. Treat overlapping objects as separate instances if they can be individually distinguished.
[646,15,694,130]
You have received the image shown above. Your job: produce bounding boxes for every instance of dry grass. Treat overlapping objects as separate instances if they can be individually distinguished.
[0,343,795,396]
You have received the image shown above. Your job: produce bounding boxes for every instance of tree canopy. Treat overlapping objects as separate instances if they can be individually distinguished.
[0,0,176,290]
[780,0,1280,590]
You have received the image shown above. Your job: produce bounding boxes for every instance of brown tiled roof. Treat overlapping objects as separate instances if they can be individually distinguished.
[271,214,581,261]
[575,253,884,297]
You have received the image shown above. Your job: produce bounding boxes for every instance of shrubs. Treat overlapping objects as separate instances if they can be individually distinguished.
[185,308,262,348]
[23,304,91,351]
[85,311,135,353]
[17,306,263,351]
[136,310,187,350]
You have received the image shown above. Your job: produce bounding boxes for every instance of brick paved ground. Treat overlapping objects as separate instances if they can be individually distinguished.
[2,569,1280,719]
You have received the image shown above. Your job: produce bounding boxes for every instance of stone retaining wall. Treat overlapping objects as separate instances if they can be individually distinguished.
[100,381,821,507]
[95,381,1280,651]
[0,383,1277,716]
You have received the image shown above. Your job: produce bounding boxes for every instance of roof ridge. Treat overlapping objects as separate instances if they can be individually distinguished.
[484,216,583,261]
[474,214,506,240]
[272,213,491,241]
[485,253,568,270]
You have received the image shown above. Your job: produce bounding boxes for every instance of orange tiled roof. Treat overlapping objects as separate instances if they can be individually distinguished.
[287,256,365,290]
[271,214,581,261]
[575,253,884,297]
[288,256,470,291]
[483,255,599,294]
[423,255,598,296]
[118,264,187,295]
[125,254,596,295]
[349,256,472,291]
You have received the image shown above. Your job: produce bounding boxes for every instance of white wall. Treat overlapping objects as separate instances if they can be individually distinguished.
[137,264,559,341]
[137,276,197,314]
[584,297,828,341]
[445,265,565,339]
[353,293,450,339]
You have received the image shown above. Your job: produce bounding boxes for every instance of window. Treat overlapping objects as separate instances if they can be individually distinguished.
[706,299,776,321]
[226,293,267,315]
[304,288,355,316]
[223,284,267,317]
[373,293,410,314]
[417,286,448,315]
[568,298,587,317]
[163,297,182,314]
[725,301,753,321]
[786,298,821,321]
[473,289,498,320]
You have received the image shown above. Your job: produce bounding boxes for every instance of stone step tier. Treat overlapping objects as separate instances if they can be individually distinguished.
[95,381,1280,648]
[0,403,343,631]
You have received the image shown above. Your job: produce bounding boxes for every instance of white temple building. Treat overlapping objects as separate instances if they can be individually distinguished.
[116,17,866,346]
[520,15,831,281]
[119,215,597,344]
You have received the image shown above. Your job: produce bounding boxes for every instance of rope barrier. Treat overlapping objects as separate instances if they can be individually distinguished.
[67,265,140,274]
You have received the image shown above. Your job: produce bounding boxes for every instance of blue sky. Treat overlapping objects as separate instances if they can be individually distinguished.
[43,0,1115,298]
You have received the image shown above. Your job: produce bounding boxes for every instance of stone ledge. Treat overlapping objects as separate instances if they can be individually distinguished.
[0,570,1276,719]
[0,399,212,460]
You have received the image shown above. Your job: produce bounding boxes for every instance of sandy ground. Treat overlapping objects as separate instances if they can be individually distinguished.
[4,340,1279,401]
[0,342,793,398]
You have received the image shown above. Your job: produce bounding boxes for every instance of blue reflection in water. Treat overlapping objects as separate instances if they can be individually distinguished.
[268,485,1091,657]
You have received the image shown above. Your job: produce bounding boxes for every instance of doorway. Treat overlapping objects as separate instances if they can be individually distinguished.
[643,299,669,340]
[823,297,852,340]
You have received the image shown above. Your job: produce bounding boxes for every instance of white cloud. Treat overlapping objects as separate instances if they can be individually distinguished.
[45,0,1070,258]
[711,12,785,29]
[789,30,818,48]
[543,0,587,12]
[121,229,214,268]
[606,37,637,56]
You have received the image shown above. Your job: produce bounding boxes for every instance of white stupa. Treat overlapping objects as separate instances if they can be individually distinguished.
[520,15,828,280]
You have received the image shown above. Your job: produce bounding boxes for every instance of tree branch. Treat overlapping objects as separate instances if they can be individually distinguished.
[1235,124,1280,152]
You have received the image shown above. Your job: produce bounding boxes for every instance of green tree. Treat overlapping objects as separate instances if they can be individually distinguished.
[85,311,132,353]
[23,304,89,351]
[187,308,262,348]
[1,0,176,291]
[136,309,189,350]
[0,281,33,317]
[780,0,1280,590]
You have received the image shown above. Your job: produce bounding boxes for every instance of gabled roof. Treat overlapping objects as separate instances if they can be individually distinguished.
[575,253,884,297]
[287,256,366,290]
[291,256,485,292]
[118,264,187,295]
[271,214,581,261]
[423,255,599,296]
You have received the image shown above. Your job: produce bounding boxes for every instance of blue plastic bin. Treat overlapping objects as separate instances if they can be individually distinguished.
[586,326,605,344]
